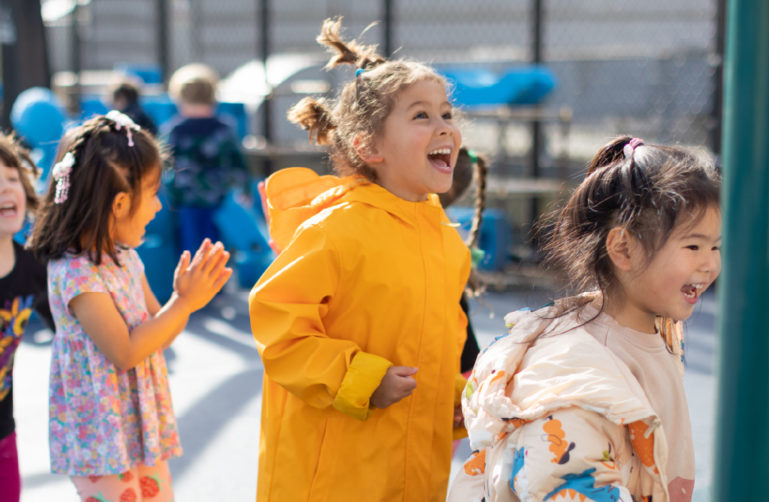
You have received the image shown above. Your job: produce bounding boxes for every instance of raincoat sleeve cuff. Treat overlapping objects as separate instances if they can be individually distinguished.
[453,373,469,440]
[332,352,393,421]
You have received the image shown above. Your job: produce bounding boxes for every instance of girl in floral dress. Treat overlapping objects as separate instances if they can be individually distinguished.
[28,112,232,501]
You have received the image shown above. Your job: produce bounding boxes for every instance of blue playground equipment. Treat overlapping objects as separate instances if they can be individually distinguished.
[214,189,275,289]
[10,87,68,182]
[446,206,513,271]
[114,63,163,85]
[79,95,110,120]
[136,187,177,302]
[141,95,179,130]
[217,101,249,141]
[440,65,557,109]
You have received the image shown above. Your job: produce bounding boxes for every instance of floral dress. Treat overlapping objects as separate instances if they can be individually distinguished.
[47,249,181,475]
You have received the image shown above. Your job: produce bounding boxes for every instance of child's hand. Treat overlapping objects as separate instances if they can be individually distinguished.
[371,366,417,409]
[453,404,464,429]
[173,239,232,312]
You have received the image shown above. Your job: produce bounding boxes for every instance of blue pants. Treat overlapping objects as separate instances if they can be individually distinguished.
[177,206,220,253]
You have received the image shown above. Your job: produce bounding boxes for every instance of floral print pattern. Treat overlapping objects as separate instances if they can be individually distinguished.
[48,249,181,475]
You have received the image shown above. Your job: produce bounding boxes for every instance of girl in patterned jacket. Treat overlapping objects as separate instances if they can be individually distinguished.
[27,112,232,501]
[249,17,471,502]
[449,136,721,502]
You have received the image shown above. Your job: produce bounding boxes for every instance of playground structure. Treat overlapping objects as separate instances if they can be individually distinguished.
[9,55,573,293]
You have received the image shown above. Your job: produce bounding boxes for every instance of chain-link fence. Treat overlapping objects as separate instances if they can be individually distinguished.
[43,0,721,160]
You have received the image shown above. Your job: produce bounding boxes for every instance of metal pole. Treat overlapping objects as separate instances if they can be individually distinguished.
[0,0,17,130]
[383,0,393,57]
[709,0,727,157]
[713,0,769,498]
[156,0,169,84]
[259,0,273,172]
[70,1,81,113]
[528,0,543,229]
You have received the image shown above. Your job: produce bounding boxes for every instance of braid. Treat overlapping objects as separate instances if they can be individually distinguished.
[287,97,337,146]
[465,150,487,249]
[463,149,488,297]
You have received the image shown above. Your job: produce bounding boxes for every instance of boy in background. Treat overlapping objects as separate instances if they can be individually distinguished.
[164,63,248,253]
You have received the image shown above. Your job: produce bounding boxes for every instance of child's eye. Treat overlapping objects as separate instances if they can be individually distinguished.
[413,111,428,120]
[685,245,700,251]
[442,111,453,120]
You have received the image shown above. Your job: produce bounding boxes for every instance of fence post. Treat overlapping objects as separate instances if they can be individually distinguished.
[0,0,17,129]
[69,0,81,113]
[156,0,169,84]
[713,0,769,498]
[382,0,393,57]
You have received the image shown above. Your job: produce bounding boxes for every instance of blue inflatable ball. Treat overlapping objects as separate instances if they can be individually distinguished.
[10,87,66,147]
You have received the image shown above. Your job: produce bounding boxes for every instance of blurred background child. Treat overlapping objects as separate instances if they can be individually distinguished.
[438,146,488,375]
[110,79,159,136]
[0,133,54,502]
[163,63,248,254]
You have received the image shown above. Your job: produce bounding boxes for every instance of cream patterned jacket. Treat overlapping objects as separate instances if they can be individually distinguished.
[449,294,685,502]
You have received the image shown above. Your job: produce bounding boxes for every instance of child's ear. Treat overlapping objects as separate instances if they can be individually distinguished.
[605,226,634,271]
[112,192,131,218]
[353,134,384,164]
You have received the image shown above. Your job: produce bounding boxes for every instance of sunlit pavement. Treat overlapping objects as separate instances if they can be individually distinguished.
[17,285,717,501]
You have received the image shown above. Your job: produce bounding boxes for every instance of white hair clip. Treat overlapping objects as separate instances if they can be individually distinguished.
[52,151,76,204]
[106,110,141,147]
[623,137,644,159]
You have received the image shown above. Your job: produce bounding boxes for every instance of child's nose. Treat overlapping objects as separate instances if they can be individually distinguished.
[703,252,721,275]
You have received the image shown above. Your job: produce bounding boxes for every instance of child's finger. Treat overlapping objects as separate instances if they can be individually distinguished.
[175,250,191,277]
[210,250,231,274]
[391,366,418,377]
[212,267,233,291]
[201,241,226,274]
[191,238,212,268]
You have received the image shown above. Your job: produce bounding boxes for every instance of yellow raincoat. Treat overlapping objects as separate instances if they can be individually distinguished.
[249,167,471,502]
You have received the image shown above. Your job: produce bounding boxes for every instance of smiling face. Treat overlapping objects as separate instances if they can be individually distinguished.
[112,166,162,248]
[0,161,27,240]
[366,78,461,201]
[610,205,722,333]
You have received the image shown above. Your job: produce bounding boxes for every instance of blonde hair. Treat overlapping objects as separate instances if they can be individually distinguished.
[168,63,219,106]
[288,17,449,180]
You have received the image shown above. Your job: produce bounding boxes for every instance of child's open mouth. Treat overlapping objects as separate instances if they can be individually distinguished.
[681,283,705,304]
[428,148,452,173]
[0,202,18,217]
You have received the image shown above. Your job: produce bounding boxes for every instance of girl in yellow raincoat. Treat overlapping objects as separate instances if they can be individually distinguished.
[249,17,471,502]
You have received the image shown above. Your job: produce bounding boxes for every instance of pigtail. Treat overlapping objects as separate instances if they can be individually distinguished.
[287,97,337,146]
[465,149,487,249]
[586,135,632,174]
[318,17,386,72]
[462,148,489,298]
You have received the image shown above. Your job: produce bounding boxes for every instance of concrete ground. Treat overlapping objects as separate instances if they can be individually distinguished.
[16,284,718,501]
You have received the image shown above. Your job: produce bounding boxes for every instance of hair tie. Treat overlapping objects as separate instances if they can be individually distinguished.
[466,149,478,165]
[623,137,644,159]
[355,68,365,78]
[106,110,141,147]
[52,151,76,204]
